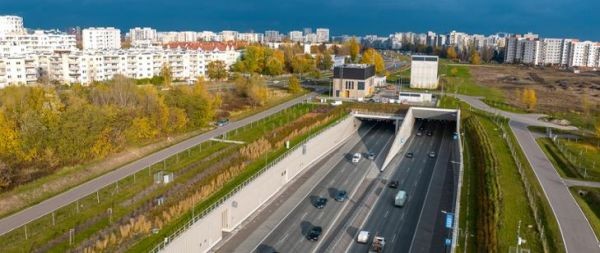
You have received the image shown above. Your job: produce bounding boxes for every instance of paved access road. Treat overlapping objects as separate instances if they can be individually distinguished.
[454,94,599,253]
[254,122,395,253]
[343,120,457,253]
[0,93,315,237]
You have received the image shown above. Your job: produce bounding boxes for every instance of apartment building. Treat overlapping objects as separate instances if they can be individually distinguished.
[0,16,26,35]
[82,27,121,50]
[128,27,157,42]
[316,28,330,43]
[289,31,303,42]
[0,30,76,55]
[542,38,564,65]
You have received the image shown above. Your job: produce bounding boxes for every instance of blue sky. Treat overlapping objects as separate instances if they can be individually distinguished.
[2,0,599,40]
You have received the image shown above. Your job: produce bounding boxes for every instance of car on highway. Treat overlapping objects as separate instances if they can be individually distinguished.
[216,118,229,127]
[416,131,423,136]
[426,130,433,136]
[307,226,323,241]
[453,132,459,140]
[314,197,328,209]
[418,125,425,131]
[388,180,399,188]
[357,230,370,244]
[405,152,414,158]
[367,152,376,160]
[394,190,407,207]
[428,151,436,158]
[335,190,348,202]
[352,153,362,163]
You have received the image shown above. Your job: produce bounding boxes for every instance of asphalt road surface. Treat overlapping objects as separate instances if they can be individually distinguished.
[0,92,315,237]
[344,120,456,253]
[255,122,395,253]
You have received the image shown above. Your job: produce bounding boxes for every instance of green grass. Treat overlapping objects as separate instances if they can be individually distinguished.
[561,139,600,179]
[127,107,348,252]
[482,99,528,114]
[442,96,564,253]
[569,187,600,240]
[537,138,586,180]
[0,103,319,253]
[386,67,410,84]
[442,65,504,102]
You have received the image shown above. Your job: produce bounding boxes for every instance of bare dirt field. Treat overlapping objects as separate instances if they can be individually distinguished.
[470,65,600,114]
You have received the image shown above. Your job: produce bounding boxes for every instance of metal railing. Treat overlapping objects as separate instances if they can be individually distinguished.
[149,114,351,253]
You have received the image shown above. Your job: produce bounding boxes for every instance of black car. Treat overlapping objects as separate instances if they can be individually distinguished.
[216,118,229,127]
[389,180,399,188]
[418,126,425,131]
[367,152,376,160]
[405,152,414,158]
[426,130,433,136]
[314,197,327,209]
[307,226,323,241]
[335,190,348,202]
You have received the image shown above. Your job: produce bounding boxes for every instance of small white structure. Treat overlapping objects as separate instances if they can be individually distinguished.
[398,92,433,103]
[374,75,387,87]
[410,55,439,89]
[154,171,174,184]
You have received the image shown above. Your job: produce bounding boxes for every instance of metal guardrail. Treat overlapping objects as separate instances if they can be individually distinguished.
[350,110,404,118]
[149,114,351,253]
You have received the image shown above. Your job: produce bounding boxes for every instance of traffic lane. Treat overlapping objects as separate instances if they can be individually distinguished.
[258,124,394,252]
[263,124,392,252]
[407,125,452,253]
[346,121,446,253]
[429,140,457,253]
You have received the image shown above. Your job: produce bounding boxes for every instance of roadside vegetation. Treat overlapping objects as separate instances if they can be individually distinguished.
[569,187,600,240]
[0,102,344,252]
[441,97,564,253]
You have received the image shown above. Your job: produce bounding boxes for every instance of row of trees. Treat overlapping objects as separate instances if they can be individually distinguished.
[0,75,219,189]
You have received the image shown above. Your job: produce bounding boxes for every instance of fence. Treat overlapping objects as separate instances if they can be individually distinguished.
[149,114,351,253]
[0,103,314,252]
[552,137,598,180]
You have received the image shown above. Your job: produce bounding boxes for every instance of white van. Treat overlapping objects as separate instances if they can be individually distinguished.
[394,190,407,207]
[357,230,370,244]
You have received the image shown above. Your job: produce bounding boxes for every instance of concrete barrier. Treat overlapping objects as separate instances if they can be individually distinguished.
[382,108,414,170]
[160,116,361,253]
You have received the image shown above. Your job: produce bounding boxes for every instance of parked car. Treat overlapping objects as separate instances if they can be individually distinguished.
[307,226,323,241]
[405,152,414,158]
[352,153,362,163]
[335,190,348,202]
[389,180,399,188]
[314,197,328,209]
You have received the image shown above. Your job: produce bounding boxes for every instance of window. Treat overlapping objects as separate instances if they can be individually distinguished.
[357,81,365,90]
[345,80,354,89]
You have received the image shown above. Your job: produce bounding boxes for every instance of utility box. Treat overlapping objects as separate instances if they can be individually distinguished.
[154,171,174,184]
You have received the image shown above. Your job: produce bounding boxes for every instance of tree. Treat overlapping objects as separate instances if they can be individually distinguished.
[360,48,385,75]
[447,47,458,61]
[288,75,303,94]
[264,56,284,76]
[450,67,459,77]
[206,60,227,80]
[470,51,482,65]
[126,117,158,143]
[320,51,334,70]
[521,88,537,111]
[349,38,361,62]
[160,64,172,87]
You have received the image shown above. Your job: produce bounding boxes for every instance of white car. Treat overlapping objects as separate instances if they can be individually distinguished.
[357,230,370,244]
[352,153,362,163]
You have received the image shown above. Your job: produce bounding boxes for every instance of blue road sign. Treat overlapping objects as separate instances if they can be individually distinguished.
[445,238,452,246]
[445,213,454,229]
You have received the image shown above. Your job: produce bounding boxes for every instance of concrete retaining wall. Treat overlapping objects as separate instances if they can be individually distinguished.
[162,116,361,253]
[382,108,414,169]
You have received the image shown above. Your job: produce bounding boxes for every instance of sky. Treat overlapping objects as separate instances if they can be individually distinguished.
[2,0,599,41]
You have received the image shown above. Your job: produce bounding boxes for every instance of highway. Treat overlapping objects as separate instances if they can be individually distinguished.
[339,119,456,253]
[254,122,395,253]
[0,92,315,237]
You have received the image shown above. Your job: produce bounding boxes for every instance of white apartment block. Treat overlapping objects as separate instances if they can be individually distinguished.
[236,33,262,43]
[220,31,238,42]
[0,30,76,55]
[0,16,26,35]
[82,27,121,50]
[542,38,563,65]
[522,40,543,65]
[128,27,157,42]
[568,41,600,68]
[316,28,330,43]
[289,31,303,42]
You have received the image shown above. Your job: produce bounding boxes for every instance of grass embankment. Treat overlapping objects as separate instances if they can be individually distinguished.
[0,90,302,220]
[129,105,348,252]
[0,103,319,253]
[442,64,504,101]
[569,187,600,240]
[441,97,563,253]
